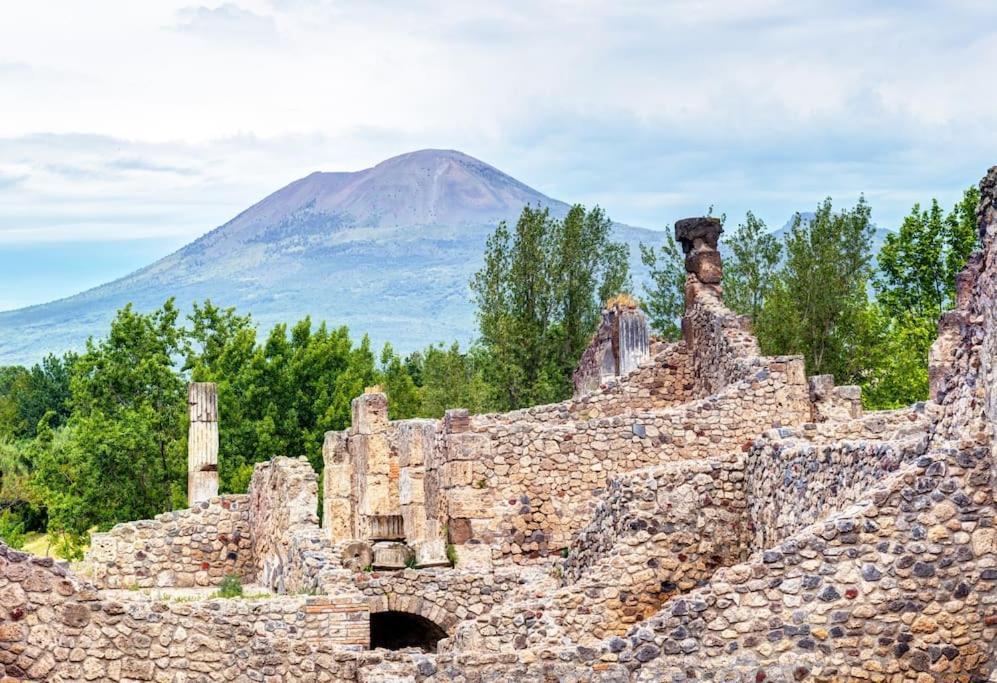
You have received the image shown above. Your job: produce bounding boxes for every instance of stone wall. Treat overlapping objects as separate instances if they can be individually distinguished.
[746,430,930,551]
[248,456,325,593]
[79,495,253,589]
[453,455,750,651]
[0,541,375,682]
[355,567,525,637]
[480,340,696,423]
[573,302,651,396]
[446,354,809,562]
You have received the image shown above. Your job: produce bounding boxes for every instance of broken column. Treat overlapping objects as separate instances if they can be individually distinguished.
[572,300,651,396]
[396,420,449,566]
[675,216,724,306]
[322,430,354,543]
[187,382,219,504]
[350,391,405,568]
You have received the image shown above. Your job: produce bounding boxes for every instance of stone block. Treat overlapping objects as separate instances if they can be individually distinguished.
[371,541,413,569]
[352,392,389,435]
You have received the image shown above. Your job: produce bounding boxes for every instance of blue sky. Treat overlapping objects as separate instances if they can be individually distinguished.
[2,0,997,310]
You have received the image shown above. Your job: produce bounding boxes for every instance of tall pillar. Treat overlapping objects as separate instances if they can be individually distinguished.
[187,382,219,504]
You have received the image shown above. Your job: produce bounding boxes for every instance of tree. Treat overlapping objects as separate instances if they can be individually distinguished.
[417,343,495,417]
[755,197,874,380]
[37,301,190,530]
[875,187,980,320]
[722,211,781,321]
[0,354,74,440]
[639,238,685,340]
[471,204,630,409]
[862,187,981,408]
[379,344,422,420]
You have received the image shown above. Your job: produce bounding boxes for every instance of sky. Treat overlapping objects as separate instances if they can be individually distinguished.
[1,0,997,310]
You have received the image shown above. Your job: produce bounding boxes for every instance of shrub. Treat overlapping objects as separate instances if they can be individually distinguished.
[216,573,244,598]
[0,509,25,549]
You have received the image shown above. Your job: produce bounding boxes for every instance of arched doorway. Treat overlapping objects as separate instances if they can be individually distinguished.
[369,610,448,652]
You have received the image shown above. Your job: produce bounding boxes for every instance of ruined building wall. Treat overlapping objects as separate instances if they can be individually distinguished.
[675,216,762,394]
[745,431,929,552]
[478,339,696,423]
[0,542,374,682]
[78,495,253,589]
[573,303,651,396]
[451,455,750,651]
[446,354,808,562]
[248,456,324,592]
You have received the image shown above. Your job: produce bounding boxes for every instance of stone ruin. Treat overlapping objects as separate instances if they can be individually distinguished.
[2,170,997,681]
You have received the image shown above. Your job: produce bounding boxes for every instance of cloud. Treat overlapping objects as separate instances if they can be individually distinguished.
[174,3,279,44]
[0,1,995,242]
[0,172,28,190]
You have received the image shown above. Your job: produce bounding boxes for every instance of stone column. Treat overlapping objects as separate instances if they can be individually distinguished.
[322,430,354,543]
[350,392,401,540]
[440,409,494,570]
[397,420,449,566]
[675,216,724,307]
[187,382,219,504]
[572,303,650,396]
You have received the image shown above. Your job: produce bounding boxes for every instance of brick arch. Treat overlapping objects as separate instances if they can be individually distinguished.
[366,593,460,635]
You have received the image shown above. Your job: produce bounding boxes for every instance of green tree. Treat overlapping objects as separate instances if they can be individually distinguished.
[471,204,630,409]
[34,301,189,532]
[722,211,782,321]
[756,198,874,380]
[418,343,495,417]
[863,187,980,408]
[875,187,980,320]
[379,344,422,419]
[639,238,685,340]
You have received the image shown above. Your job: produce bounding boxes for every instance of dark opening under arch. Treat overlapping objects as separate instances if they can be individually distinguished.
[370,610,448,652]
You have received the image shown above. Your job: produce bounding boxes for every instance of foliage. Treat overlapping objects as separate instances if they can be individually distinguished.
[0,354,74,440]
[859,187,980,407]
[755,197,874,380]
[411,343,495,417]
[722,211,782,321]
[471,204,630,409]
[216,573,244,598]
[36,301,189,533]
[638,238,684,340]
[379,344,422,419]
[0,509,26,549]
[875,187,980,320]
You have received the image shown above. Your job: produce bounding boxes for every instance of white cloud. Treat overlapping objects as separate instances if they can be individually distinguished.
[0,0,994,243]
[174,3,280,43]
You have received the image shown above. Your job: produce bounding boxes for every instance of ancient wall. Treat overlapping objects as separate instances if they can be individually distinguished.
[573,302,651,396]
[478,340,696,424]
[79,495,253,589]
[746,431,930,551]
[445,354,808,562]
[248,456,323,592]
[453,455,750,651]
[0,542,375,682]
[355,567,524,636]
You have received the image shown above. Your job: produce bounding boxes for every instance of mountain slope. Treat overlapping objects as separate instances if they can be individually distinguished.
[0,150,665,366]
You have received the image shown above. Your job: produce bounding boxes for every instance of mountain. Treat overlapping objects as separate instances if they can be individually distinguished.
[0,150,666,366]
[769,212,893,256]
